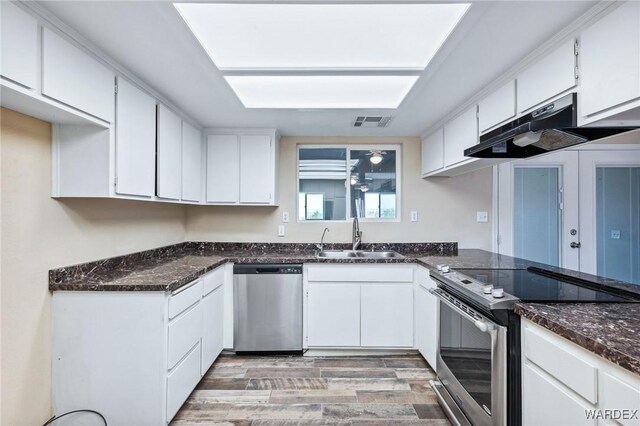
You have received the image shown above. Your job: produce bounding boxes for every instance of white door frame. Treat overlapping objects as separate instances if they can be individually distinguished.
[496,150,580,270]
[578,149,640,275]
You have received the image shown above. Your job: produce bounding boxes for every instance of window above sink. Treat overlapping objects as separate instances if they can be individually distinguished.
[297,145,401,222]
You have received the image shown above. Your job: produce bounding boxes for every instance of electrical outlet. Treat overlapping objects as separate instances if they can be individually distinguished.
[410,211,418,222]
[477,211,489,223]
[282,211,289,223]
[278,225,285,237]
[611,230,621,240]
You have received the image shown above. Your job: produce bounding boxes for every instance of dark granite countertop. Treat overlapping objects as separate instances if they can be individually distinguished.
[49,241,456,292]
[516,303,640,376]
[49,243,640,375]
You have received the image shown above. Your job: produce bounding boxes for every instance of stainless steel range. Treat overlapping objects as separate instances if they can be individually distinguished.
[428,265,637,426]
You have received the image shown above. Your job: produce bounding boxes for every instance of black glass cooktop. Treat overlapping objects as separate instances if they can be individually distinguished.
[454,268,635,303]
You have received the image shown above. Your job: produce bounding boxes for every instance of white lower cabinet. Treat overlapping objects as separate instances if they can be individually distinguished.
[522,319,640,426]
[307,283,361,347]
[361,284,413,347]
[523,363,597,426]
[52,266,226,425]
[415,267,439,368]
[201,284,225,375]
[305,265,415,348]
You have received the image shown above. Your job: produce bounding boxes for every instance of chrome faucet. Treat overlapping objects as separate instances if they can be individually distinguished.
[352,217,362,250]
[317,227,330,251]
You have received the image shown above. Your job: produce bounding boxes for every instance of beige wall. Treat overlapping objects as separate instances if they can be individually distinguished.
[187,136,493,249]
[0,108,187,425]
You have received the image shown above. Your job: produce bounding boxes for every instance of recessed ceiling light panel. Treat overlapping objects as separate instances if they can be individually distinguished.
[174,3,470,70]
[224,75,419,109]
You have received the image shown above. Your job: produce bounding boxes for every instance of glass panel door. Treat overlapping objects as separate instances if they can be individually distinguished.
[595,167,640,284]
[513,167,561,266]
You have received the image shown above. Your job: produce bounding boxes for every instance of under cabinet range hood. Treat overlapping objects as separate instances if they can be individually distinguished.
[465,93,637,158]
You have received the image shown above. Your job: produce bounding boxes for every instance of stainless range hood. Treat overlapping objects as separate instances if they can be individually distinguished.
[465,93,637,158]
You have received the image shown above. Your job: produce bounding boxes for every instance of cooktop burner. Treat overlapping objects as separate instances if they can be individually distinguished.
[455,268,632,303]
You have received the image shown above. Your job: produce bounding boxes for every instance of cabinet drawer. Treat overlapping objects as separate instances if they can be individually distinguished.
[522,363,596,426]
[42,28,114,122]
[599,372,640,426]
[167,343,201,422]
[169,280,203,319]
[416,267,437,290]
[168,302,202,370]
[523,322,598,404]
[203,267,225,296]
[307,265,413,283]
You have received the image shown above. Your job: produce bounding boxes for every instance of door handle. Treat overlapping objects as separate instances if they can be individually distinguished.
[570,242,581,249]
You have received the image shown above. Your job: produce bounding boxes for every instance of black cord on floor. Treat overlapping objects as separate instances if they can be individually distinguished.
[43,409,107,426]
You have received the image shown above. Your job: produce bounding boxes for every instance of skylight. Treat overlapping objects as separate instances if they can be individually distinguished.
[225,75,419,109]
[174,2,470,109]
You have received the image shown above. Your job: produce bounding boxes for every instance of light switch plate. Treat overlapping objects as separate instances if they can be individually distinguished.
[477,211,488,223]
[282,211,290,223]
[278,225,285,237]
[410,211,418,222]
[611,230,621,239]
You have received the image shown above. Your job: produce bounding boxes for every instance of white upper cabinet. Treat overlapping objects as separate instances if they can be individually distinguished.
[444,106,478,167]
[115,78,156,197]
[1,2,38,89]
[478,80,516,133]
[181,122,203,203]
[42,28,114,122]
[580,1,640,119]
[157,104,183,200]
[207,134,240,203]
[206,130,279,205]
[239,135,274,204]
[421,128,444,176]
[517,39,577,113]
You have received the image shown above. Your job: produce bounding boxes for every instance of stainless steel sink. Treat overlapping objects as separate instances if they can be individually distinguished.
[316,250,404,259]
[316,250,360,259]
[357,251,404,259]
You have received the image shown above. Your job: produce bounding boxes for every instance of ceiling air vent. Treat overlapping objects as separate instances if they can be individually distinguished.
[353,116,393,128]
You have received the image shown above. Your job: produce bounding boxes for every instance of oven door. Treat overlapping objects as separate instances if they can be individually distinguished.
[430,288,507,426]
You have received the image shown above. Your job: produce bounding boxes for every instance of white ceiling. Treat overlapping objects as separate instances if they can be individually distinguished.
[39,1,596,136]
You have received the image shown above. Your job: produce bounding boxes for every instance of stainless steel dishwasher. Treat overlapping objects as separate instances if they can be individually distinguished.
[233,264,303,354]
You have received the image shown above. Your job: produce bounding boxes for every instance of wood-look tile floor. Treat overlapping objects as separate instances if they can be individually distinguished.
[171,354,451,425]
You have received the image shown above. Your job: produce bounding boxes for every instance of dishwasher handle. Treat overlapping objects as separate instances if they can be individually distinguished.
[256,267,280,274]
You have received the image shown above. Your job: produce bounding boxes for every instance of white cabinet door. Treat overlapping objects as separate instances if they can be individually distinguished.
[478,80,516,133]
[307,283,360,347]
[156,104,183,200]
[115,78,156,197]
[444,106,478,167]
[239,135,273,204]
[415,272,438,368]
[1,2,38,89]
[580,2,640,118]
[201,285,224,376]
[522,363,596,426]
[361,284,413,347]
[517,39,576,112]
[42,28,114,122]
[206,135,239,203]
[421,128,444,176]
[182,122,203,202]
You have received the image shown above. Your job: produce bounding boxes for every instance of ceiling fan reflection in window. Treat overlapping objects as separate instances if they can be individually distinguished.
[366,150,387,164]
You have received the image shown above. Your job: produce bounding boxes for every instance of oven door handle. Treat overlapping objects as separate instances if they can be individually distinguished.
[428,288,497,332]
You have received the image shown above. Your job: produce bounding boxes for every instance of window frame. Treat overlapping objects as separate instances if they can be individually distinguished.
[296,144,402,223]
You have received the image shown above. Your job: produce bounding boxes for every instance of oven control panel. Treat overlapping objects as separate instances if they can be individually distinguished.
[431,267,519,310]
